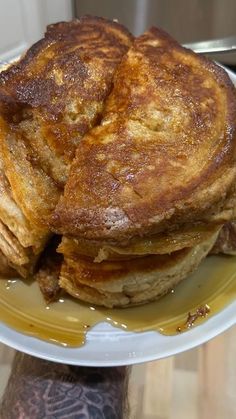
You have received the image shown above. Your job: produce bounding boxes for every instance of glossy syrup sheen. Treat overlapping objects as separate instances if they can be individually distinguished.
[0,254,236,347]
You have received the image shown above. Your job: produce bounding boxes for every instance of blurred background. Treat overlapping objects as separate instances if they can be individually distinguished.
[0,2,236,418]
[0,0,235,65]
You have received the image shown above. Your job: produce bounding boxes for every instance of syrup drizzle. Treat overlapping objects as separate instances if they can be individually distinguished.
[0,254,236,347]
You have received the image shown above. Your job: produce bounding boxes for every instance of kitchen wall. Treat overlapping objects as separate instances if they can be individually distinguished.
[75,0,236,64]
[0,0,73,61]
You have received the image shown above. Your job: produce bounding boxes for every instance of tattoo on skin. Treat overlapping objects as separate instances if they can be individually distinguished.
[0,352,130,419]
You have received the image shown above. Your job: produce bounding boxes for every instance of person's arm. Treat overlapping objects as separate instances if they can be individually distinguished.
[0,352,130,419]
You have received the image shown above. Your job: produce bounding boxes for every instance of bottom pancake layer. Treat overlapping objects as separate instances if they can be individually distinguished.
[0,219,40,277]
[59,233,218,308]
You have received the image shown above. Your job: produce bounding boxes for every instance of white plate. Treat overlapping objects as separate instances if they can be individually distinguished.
[1,299,236,366]
[0,65,235,367]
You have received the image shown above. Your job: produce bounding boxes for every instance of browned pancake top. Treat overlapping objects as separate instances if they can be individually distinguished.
[0,16,133,184]
[52,27,236,242]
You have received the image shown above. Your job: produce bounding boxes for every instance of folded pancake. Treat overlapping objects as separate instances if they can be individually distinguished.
[53,27,236,243]
[0,153,48,276]
[0,17,133,186]
[0,17,133,276]
[52,27,236,308]
[59,233,218,308]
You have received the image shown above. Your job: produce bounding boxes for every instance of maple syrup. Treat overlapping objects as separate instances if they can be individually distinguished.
[0,254,236,347]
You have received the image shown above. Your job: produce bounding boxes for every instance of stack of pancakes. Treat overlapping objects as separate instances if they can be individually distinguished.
[0,16,132,277]
[1,17,236,308]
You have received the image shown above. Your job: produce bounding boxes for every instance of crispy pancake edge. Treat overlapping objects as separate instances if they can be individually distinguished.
[59,233,218,308]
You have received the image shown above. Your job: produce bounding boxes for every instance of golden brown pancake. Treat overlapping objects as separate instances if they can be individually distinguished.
[58,223,220,262]
[0,151,48,247]
[0,21,235,309]
[0,17,133,277]
[59,234,218,308]
[51,26,236,308]
[0,17,133,186]
[0,152,48,276]
[52,27,236,244]
[0,218,42,277]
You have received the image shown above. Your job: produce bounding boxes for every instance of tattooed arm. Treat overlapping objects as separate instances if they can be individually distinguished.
[0,352,129,419]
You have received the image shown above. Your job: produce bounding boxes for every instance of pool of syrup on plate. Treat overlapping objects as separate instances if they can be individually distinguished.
[0,254,236,347]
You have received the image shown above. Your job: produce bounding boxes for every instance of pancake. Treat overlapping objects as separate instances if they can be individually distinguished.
[0,21,235,309]
[0,151,49,248]
[58,223,221,262]
[0,152,48,276]
[0,17,133,186]
[59,233,218,308]
[52,27,236,243]
[0,17,133,277]
[51,26,236,308]
[0,218,41,277]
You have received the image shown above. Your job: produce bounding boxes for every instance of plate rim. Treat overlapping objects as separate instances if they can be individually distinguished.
[0,300,236,366]
[0,64,235,367]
